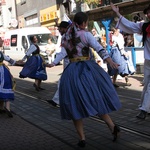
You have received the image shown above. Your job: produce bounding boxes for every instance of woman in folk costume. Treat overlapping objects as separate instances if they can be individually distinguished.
[108,27,135,87]
[0,52,17,117]
[49,12,121,147]
[111,2,150,119]
[19,35,47,91]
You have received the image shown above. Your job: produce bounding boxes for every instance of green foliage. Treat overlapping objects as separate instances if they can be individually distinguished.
[75,0,100,5]
[88,20,94,31]
[125,14,132,20]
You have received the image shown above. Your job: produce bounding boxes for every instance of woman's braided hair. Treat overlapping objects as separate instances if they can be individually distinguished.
[71,12,88,46]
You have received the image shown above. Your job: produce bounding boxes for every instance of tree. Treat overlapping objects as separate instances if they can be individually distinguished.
[75,0,100,6]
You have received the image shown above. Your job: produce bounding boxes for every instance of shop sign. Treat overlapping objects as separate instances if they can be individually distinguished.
[40,11,57,22]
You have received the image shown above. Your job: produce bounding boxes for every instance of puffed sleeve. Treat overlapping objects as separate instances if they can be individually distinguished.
[116,16,143,34]
[22,44,37,61]
[52,47,67,65]
[84,32,110,60]
[4,54,16,65]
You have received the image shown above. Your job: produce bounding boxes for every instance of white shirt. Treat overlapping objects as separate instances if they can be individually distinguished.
[112,33,124,50]
[3,53,16,65]
[22,44,37,61]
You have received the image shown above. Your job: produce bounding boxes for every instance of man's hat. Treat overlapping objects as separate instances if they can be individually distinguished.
[143,4,150,14]
[58,21,70,28]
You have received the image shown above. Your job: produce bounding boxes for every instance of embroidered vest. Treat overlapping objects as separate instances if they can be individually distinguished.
[32,44,40,55]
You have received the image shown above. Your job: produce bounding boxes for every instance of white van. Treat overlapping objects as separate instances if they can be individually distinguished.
[2,27,55,62]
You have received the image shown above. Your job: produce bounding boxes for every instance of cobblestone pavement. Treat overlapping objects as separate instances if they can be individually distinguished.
[0,65,149,150]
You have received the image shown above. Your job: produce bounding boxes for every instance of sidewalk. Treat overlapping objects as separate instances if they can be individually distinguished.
[0,65,149,150]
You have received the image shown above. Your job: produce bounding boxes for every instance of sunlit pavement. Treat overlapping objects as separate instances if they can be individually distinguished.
[0,65,149,150]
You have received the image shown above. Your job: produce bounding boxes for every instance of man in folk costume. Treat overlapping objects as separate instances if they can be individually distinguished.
[111,3,150,119]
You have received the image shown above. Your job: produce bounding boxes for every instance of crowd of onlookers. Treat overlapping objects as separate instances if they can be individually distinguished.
[91,12,145,49]
[91,27,137,48]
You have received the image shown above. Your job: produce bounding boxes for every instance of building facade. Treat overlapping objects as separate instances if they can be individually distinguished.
[0,0,17,28]
[0,0,17,43]
[15,0,75,35]
[16,0,58,28]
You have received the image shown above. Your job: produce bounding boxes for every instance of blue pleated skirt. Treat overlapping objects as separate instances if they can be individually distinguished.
[59,60,121,120]
[0,65,14,101]
[107,47,135,77]
[19,55,47,80]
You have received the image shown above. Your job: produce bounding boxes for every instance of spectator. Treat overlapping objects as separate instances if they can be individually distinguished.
[91,28,101,43]
[45,36,56,64]
[0,37,3,49]
[125,34,134,47]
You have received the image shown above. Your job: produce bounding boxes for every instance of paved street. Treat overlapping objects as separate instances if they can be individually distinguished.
[0,64,150,150]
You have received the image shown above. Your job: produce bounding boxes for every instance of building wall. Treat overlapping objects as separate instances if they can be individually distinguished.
[0,0,17,41]
[16,0,58,28]
[0,0,17,28]
[16,0,56,15]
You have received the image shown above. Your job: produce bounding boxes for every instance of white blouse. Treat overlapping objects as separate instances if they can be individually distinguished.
[53,29,110,65]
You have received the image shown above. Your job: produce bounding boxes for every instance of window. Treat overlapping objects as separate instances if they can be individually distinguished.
[27,34,50,46]
[25,14,38,26]
[11,35,17,47]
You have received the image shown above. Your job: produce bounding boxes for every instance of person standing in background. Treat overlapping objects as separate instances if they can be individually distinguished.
[101,34,107,48]
[45,36,56,64]
[0,37,3,50]
[125,34,134,47]
[91,28,105,67]
[91,28,101,44]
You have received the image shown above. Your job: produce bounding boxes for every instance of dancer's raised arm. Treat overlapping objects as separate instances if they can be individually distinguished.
[110,2,121,17]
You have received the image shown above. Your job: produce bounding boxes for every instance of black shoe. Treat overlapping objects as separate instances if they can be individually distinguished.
[19,74,25,78]
[136,110,147,119]
[113,84,119,88]
[46,100,60,108]
[0,109,6,114]
[77,140,86,148]
[5,108,13,118]
[39,87,45,90]
[112,125,120,142]
[33,83,40,91]
[140,80,144,86]
[126,82,132,86]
